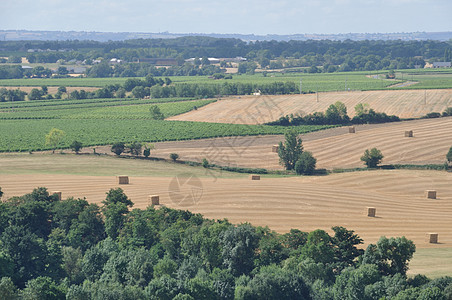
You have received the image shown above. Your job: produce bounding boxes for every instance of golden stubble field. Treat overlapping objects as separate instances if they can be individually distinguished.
[168,89,452,124]
[150,117,452,170]
[1,169,451,250]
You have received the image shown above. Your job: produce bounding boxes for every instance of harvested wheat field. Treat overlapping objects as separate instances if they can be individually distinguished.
[168,89,452,124]
[1,169,451,249]
[152,117,452,170]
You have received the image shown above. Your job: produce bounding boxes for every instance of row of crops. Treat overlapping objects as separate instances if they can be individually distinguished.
[0,118,333,152]
[0,95,335,152]
[0,72,401,92]
[0,99,214,120]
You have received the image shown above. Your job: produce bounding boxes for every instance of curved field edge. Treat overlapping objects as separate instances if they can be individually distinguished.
[0,119,333,152]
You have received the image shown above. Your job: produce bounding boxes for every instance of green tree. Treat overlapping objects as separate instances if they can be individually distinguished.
[0,277,18,300]
[278,129,303,170]
[28,88,43,100]
[295,151,317,175]
[102,188,134,240]
[70,140,83,154]
[45,128,65,153]
[362,236,416,276]
[220,224,258,276]
[447,146,452,164]
[170,153,179,161]
[21,276,66,300]
[111,142,125,156]
[126,141,142,156]
[149,105,165,120]
[132,85,147,98]
[361,148,384,168]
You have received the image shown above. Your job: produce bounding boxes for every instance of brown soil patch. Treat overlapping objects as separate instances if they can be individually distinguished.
[1,169,451,248]
[150,117,452,170]
[168,89,452,124]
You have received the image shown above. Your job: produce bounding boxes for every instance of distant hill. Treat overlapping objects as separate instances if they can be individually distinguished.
[1,30,452,42]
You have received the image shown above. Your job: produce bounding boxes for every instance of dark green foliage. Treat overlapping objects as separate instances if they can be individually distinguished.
[362,236,416,276]
[149,104,165,120]
[220,224,259,276]
[143,147,150,158]
[278,129,303,170]
[295,151,317,175]
[0,187,443,298]
[202,158,209,168]
[361,148,384,168]
[70,140,83,154]
[102,188,134,239]
[126,141,142,156]
[111,142,125,156]
[447,146,452,163]
[235,265,311,300]
[170,153,179,161]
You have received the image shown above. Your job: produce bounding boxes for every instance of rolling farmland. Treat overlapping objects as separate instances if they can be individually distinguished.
[169,89,452,124]
[152,117,452,170]
[0,169,450,251]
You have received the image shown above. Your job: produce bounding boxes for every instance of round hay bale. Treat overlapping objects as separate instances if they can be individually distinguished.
[405,130,413,137]
[367,207,376,217]
[149,195,160,205]
[425,190,437,199]
[250,175,261,180]
[427,233,438,243]
[349,126,355,133]
[117,175,129,184]
[52,191,62,201]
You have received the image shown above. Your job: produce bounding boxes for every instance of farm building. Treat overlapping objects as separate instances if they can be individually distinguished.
[433,62,451,68]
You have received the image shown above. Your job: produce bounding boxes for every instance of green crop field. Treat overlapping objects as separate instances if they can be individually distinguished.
[0,98,212,120]
[0,97,333,152]
[0,71,400,92]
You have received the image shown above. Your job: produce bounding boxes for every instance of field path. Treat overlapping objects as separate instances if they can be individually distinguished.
[152,117,452,170]
[168,89,452,124]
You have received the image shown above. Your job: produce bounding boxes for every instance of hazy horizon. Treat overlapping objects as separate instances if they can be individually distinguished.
[1,0,451,36]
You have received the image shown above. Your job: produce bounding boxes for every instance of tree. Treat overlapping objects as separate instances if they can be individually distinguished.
[111,142,125,156]
[361,148,384,168]
[220,224,258,276]
[132,86,147,98]
[362,236,416,276]
[278,129,303,170]
[447,146,452,164]
[45,128,65,153]
[28,88,43,100]
[102,188,133,239]
[126,141,142,156]
[170,153,179,162]
[70,141,83,154]
[150,105,165,120]
[295,151,317,175]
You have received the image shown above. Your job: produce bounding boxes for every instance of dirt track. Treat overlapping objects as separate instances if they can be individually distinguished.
[1,169,451,248]
[168,89,452,124]
[150,117,452,170]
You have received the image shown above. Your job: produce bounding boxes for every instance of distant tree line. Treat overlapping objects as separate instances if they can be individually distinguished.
[1,186,451,299]
[1,37,452,77]
[268,102,401,126]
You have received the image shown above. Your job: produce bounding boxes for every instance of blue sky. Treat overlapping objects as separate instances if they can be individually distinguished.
[1,0,451,35]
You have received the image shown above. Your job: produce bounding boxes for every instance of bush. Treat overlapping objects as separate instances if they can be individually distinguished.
[202,158,209,168]
[447,146,452,163]
[143,148,150,158]
[361,148,384,168]
[295,151,317,175]
[70,140,83,154]
[170,153,179,162]
[111,142,125,156]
